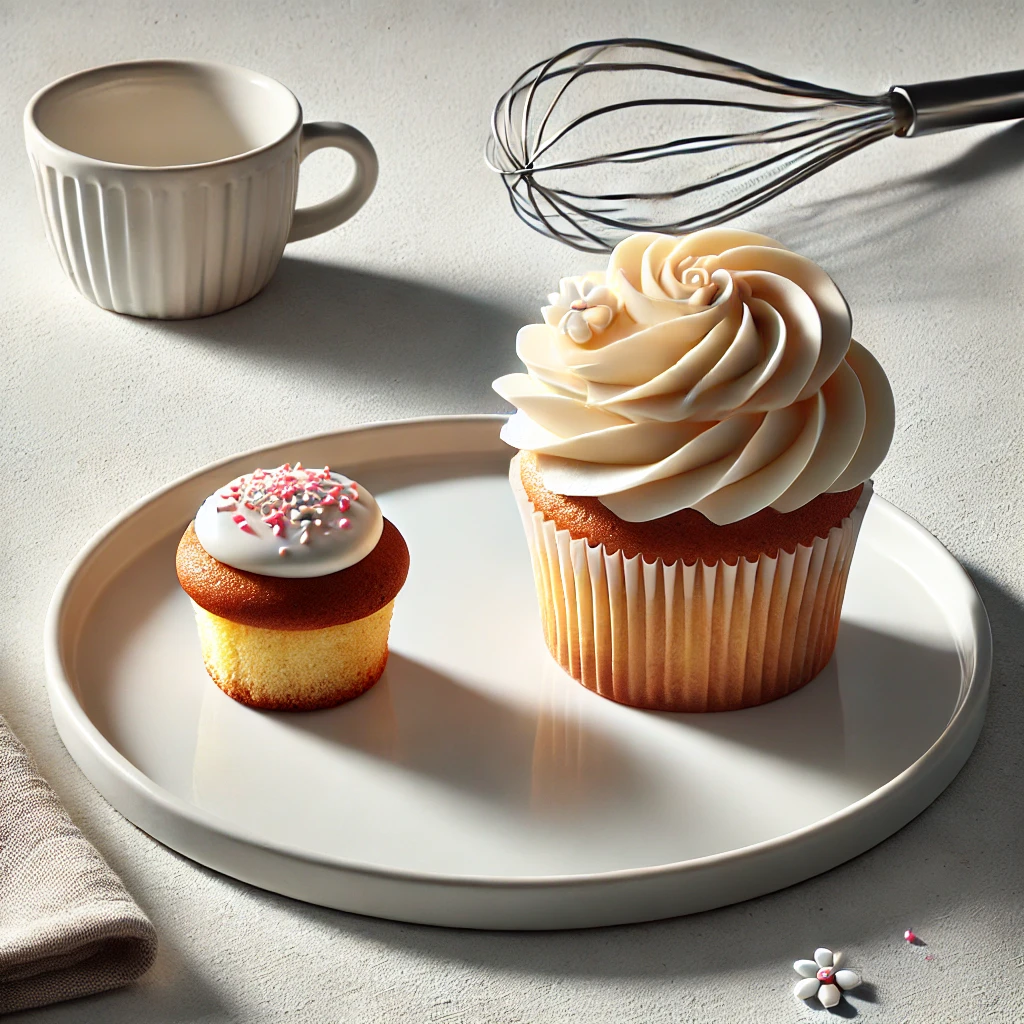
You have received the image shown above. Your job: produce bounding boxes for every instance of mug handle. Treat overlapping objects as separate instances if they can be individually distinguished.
[287,122,378,243]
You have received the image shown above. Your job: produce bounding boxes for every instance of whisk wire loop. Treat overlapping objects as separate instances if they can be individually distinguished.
[488,37,900,251]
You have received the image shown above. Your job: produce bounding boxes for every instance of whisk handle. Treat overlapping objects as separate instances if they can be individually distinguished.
[891,69,1024,137]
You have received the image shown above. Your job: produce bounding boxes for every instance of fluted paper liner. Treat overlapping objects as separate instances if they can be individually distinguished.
[511,462,871,712]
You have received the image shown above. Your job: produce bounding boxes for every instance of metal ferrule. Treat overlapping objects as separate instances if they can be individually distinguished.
[891,69,1024,137]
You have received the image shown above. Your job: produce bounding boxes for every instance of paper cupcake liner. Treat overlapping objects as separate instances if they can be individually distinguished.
[511,463,871,712]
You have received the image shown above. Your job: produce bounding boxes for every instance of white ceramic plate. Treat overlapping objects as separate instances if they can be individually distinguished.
[45,416,991,930]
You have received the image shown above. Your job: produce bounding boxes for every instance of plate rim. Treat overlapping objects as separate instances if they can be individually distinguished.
[44,414,993,894]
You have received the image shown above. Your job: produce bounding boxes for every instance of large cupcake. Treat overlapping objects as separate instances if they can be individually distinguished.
[177,463,409,710]
[494,229,894,712]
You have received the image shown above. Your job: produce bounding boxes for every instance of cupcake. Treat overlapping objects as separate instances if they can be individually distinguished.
[494,229,894,712]
[176,463,409,710]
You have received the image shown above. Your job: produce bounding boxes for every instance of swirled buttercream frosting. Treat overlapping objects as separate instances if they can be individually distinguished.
[193,464,383,578]
[493,229,895,525]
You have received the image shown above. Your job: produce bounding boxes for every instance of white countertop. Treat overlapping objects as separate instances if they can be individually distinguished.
[3,1,1023,1021]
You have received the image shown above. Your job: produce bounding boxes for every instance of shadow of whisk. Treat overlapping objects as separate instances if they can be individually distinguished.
[765,119,1024,299]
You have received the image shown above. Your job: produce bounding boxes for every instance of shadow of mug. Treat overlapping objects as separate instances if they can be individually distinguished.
[157,256,524,417]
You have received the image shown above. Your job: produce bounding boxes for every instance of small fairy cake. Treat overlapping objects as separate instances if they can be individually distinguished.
[494,229,895,712]
[176,463,409,710]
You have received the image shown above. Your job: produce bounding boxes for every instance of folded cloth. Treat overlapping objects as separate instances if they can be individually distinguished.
[0,716,157,1015]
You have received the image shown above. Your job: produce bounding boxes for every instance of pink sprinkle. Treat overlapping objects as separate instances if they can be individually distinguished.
[904,929,917,944]
[339,517,351,530]
[329,486,342,497]
[231,514,246,524]
[278,546,288,557]
[338,496,351,511]
[321,496,335,506]
[272,524,284,537]
[237,522,255,534]
[925,955,934,961]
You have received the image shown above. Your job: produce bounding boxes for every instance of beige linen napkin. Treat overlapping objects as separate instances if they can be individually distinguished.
[0,716,157,1015]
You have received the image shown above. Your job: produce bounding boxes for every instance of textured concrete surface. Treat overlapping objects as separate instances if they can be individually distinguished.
[2,1,1023,1021]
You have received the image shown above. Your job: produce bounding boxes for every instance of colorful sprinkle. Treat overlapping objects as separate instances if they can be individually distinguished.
[215,464,361,546]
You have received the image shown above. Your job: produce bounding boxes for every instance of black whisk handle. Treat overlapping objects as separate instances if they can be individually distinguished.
[891,69,1024,137]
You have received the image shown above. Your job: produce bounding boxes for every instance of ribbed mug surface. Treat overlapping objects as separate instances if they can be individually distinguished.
[27,61,378,319]
[26,144,299,319]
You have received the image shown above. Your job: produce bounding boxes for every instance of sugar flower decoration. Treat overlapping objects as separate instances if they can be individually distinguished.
[793,947,862,1009]
[542,275,621,344]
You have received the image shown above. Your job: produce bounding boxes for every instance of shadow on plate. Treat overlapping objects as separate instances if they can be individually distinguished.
[70,561,1007,1015]
[243,563,1017,1000]
[267,611,963,822]
[273,652,655,820]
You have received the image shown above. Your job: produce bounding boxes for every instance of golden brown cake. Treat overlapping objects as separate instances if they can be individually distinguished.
[517,450,863,565]
[494,229,895,712]
[176,464,409,711]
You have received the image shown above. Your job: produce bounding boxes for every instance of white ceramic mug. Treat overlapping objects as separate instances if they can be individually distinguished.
[24,59,378,319]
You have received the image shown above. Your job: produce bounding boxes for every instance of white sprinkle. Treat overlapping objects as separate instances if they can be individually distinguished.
[300,531,310,545]
[216,502,237,513]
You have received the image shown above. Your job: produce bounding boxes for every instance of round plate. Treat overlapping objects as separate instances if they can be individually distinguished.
[45,416,991,930]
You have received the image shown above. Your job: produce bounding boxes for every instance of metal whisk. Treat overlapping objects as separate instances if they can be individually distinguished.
[487,38,1024,252]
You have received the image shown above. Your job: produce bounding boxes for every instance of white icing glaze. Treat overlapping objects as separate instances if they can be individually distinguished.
[493,229,895,525]
[193,464,383,578]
